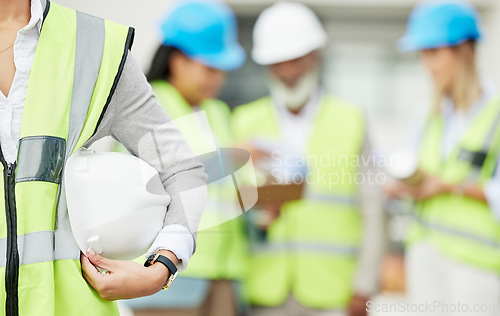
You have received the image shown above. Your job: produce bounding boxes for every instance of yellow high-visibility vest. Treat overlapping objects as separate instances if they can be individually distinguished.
[0,2,134,315]
[232,95,365,309]
[151,81,247,281]
[407,94,500,273]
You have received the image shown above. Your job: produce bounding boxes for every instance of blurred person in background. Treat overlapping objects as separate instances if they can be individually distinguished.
[232,2,384,316]
[387,1,500,315]
[122,1,247,316]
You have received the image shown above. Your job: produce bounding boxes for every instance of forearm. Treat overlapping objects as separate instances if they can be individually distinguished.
[446,181,487,203]
[390,174,487,203]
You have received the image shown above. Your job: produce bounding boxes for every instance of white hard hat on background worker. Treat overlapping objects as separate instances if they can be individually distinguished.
[65,148,171,261]
[252,1,327,65]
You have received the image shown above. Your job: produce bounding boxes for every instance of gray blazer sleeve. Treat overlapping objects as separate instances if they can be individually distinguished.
[83,54,207,252]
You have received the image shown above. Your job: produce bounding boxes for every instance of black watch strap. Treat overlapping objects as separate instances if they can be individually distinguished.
[144,254,178,275]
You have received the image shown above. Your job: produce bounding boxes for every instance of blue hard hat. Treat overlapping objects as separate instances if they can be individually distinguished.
[398,0,482,52]
[159,0,246,71]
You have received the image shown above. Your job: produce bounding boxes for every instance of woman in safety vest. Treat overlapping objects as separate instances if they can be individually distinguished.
[387,2,500,315]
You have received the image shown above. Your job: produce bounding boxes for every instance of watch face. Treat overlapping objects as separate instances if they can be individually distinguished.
[144,254,157,267]
[164,271,178,290]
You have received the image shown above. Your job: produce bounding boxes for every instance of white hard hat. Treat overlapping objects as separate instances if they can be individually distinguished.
[252,2,327,65]
[65,149,171,260]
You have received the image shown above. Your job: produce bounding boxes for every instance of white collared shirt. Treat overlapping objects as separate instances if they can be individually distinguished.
[0,0,43,163]
[273,89,323,154]
[439,79,497,158]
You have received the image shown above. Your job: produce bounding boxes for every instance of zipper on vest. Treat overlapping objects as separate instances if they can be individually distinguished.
[0,145,19,316]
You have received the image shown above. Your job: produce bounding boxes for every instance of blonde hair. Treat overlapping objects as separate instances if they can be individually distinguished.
[432,41,482,115]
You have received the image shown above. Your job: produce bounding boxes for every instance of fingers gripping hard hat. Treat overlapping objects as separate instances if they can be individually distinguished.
[160,0,246,71]
[65,149,171,260]
[398,0,482,52]
[252,2,327,65]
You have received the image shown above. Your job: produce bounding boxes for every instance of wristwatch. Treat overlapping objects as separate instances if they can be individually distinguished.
[144,253,178,290]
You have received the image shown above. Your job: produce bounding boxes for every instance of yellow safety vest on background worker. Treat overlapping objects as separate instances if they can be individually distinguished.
[151,81,247,281]
[232,95,365,309]
[407,94,500,273]
[0,2,134,315]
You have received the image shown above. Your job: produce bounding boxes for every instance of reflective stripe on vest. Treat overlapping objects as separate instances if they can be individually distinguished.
[466,96,500,180]
[304,191,359,206]
[54,11,107,237]
[410,93,500,273]
[249,242,358,256]
[233,95,364,309]
[0,231,79,267]
[412,214,500,249]
[0,1,135,315]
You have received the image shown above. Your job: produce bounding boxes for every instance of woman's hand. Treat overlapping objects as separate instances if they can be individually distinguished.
[412,172,453,200]
[384,173,452,201]
[384,178,418,200]
[386,172,488,203]
[81,248,176,300]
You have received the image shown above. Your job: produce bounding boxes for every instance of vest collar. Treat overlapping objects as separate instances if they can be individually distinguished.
[40,0,50,28]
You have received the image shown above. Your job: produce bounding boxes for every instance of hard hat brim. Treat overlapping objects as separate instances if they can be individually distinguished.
[252,36,326,66]
[188,43,247,71]
[397,34,481,52]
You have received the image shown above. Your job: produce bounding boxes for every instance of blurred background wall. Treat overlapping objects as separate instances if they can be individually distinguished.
[56,0,500,153]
